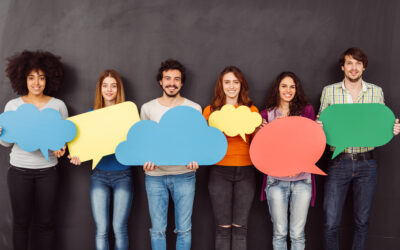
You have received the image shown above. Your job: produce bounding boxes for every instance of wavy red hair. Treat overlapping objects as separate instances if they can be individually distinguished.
[210,66,253,111]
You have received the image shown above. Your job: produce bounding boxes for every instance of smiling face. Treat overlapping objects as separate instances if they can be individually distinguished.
[342,55,365,82]
[101,76,118,104]
[279,76,296,104]
[222,72,241,103]
[160,69,183,98]
[26,69,46,96]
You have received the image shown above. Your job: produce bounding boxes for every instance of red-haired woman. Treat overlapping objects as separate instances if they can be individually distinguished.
[203,66,258,250]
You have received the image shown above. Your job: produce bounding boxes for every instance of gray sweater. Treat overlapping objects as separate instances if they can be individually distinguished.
[0,97,68,169]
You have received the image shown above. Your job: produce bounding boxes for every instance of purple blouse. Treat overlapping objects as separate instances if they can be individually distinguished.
[259,104,317,206]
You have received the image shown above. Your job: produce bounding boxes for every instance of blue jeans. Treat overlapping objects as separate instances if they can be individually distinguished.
[145,172,196,250]
[90,169,133,250]
[266,176,312,250]
[323,158,377,250]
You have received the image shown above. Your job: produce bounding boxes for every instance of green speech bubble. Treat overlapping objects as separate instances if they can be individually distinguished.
[319,103,395,159]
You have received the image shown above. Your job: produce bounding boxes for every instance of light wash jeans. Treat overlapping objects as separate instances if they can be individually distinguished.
[266,176,312,250]
[90,169,133,250]
[145,171,196,250]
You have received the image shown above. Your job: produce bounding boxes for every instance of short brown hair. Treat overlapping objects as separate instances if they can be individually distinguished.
[94,69,125,109]
[339,47,368,68]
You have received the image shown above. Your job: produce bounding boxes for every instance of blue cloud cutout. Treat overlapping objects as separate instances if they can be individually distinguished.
[0,103,77,161]
[115,106,228,166]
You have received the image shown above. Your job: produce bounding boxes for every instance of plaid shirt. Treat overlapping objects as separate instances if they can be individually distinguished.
[318,80,384,154]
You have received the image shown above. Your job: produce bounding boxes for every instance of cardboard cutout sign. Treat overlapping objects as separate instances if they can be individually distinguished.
[115,106,228,166]
[208,104,262,142]
[250,116,326,177]
[0,103,77,160]
[67,101,140,169]
[319,103,395,159]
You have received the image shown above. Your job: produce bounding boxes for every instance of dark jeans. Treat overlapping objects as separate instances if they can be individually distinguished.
[208,165,256,250]
[7,165,59,250]
[323,158,377,250]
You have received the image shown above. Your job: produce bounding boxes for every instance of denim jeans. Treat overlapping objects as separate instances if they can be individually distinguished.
[266,176,312,250]
[208,165,256,250]
[90,169,133,250]
[145,171,196,250]
[323,158,377,250]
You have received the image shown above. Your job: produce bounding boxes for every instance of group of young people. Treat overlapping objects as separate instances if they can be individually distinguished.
[0,47,399,250]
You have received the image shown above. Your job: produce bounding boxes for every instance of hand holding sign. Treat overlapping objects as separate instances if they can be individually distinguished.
[208,105,262,142]
[0,103,76,160]
[250,116,326,177]
[67,102,140,169]
[319,104,395,159]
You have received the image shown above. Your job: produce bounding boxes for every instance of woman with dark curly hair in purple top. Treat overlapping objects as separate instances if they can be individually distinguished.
[260,72,316,250]
[0,50,67,250]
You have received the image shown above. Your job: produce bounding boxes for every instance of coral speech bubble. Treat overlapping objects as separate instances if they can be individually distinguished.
[250,116,326,177]
[319,103,395,159]
[208,105,261,142]
[67,102,140,169]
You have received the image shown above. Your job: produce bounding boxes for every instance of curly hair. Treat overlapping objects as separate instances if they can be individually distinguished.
[210,66,253,112]
[5,50,64,95]
[265,72,309,116]
[156,59,186,84]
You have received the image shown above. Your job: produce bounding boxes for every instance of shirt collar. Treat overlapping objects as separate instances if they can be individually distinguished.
[338,80,368,92]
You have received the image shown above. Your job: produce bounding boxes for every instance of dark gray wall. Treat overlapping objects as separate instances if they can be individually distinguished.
[1,0,400,249]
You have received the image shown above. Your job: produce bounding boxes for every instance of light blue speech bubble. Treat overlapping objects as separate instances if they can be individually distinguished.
[115,106,228,166]
[0,103,77,160]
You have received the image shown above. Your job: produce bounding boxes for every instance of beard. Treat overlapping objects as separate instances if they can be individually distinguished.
[162,85,180,97]
[347,75,362,83]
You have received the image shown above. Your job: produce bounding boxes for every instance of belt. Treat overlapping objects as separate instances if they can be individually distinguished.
[334,151,374,161]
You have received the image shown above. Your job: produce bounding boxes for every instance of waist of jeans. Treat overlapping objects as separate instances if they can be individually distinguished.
[92,168,132,175]
[334,151,374,161]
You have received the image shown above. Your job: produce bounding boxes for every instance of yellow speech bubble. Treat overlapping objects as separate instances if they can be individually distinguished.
[208,105,261,142]
[67,101,140,169]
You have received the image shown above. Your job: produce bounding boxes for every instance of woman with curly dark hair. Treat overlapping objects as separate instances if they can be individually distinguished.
[203,66,258,250]
[0,50,68,250]
[259,71,316,250]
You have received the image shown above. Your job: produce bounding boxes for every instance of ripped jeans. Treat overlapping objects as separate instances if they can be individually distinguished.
[145,172,196,250]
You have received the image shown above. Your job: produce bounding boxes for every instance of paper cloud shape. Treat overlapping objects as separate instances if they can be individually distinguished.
[115,106,228,166]
[319,103,395,159]
[0,103,77,160]
[208,105,261,142]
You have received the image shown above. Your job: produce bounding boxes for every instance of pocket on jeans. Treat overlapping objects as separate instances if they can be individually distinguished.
[365,159,377,168]
[266,176,279,187]
[302,176,312,185]
[328,158,342,169]
[122,170,132,178]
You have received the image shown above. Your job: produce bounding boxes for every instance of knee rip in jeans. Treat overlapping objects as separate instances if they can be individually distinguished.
[216,226,232,238]
[232,226,247,240]
[150,229,166,239]
[174,227,191,236]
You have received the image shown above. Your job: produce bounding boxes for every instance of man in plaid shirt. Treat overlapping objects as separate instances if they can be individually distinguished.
[317,47,400,250]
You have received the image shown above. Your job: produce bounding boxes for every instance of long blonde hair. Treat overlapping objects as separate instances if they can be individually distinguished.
[94,69,125,109]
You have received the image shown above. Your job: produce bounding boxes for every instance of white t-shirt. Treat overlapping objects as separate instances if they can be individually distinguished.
[140,98,202,176]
